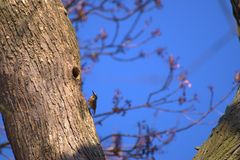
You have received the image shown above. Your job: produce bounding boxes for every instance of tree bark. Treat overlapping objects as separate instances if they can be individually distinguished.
[193,88,240,160]
[0,0,105,160]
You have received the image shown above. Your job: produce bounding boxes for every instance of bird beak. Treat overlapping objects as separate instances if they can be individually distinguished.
[92,91,96,96]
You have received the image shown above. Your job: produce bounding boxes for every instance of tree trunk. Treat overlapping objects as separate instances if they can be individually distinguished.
[0,0,105,160]
[193,88,240,160]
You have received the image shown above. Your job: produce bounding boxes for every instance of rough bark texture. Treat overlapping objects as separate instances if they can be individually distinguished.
[0,0,105,159]
[193,88,240,160]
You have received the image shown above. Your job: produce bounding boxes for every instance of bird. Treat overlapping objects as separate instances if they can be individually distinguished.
[88,91,97,115]
[230,0,240,39]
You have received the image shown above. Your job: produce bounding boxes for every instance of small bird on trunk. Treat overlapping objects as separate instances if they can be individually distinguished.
[88,91,97,115]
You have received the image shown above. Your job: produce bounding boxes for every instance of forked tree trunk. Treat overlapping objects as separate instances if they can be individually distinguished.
[0,0,105,159]
[193,88,240,160]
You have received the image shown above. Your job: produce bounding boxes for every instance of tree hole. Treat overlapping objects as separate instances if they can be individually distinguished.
[72,66,80,80]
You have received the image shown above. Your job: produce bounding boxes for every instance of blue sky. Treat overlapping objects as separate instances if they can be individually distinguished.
[81,0,240,159]
[0,0,240,159]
